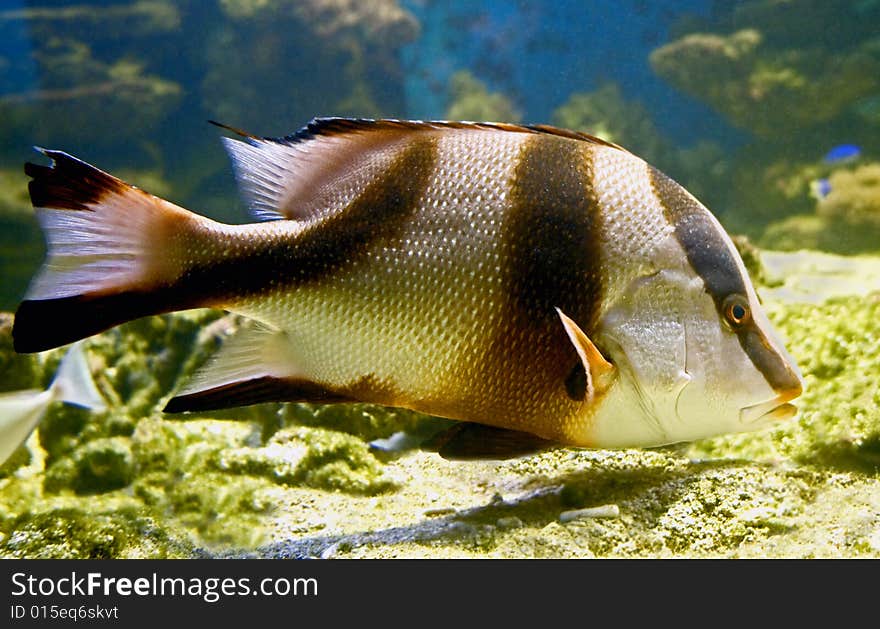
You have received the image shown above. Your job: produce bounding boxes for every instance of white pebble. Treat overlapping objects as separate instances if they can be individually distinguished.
[559,505,620,523]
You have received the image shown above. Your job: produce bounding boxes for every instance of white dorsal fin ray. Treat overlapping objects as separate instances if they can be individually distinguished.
[220,119,420,223]
[218,117,626,223]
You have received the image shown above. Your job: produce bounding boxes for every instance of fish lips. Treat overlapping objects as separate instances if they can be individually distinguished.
[739,390,801,425]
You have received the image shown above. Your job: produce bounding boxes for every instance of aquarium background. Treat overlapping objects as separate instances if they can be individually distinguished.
[1,1,879,558]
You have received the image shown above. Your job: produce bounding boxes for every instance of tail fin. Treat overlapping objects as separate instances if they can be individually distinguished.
[51,341,106,411]
[13,149,216,353]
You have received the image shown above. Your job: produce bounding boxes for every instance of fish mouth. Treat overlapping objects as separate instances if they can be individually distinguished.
[740,387,802,425]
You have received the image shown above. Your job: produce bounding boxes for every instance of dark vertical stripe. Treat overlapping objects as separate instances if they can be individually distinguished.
[501,135,604,400]
[649,165,746,302]
[180,135,439,300]
[648,165,799,393]
[506,135,603,329]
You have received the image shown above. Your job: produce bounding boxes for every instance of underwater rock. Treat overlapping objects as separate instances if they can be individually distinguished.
[444,70,520,123]
[0,508,193,559]
[651,11,880,137]
[0,2,180,42]
[759,163,880,254]
[817,163,880,234]
[0,170,42,310]
[0,312,38,393]
[216,426,396,495]
[0,39,181,152]
[72,437,135,494]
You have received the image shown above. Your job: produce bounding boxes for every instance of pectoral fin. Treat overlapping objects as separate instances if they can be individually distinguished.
[425,422,557,461]
[556,308,616,402]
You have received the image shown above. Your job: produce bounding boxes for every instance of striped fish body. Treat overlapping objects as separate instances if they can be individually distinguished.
[14,119,804,452]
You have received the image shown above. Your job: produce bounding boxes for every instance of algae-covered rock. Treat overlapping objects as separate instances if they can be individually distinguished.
[817,163,880,242]
[444,70,521,123]
[283,401,439,443]
[758,163,880,253]
[0,312,38,392]
[217,426,396,495]
[651,2,880,137]
[0,508,193,559]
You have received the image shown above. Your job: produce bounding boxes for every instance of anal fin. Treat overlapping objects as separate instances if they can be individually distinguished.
[163,323,347,413]
[425,422,557,461]
[164,376,352,413]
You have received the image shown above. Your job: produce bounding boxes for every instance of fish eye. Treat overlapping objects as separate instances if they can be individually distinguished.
[723,295,750,328]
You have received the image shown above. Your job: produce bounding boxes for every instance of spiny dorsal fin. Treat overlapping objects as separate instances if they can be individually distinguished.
[277,118,626,151]
[217,117,626,223]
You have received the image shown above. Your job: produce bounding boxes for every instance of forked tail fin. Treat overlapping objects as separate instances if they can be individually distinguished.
[13,149,219,353]
[51,341,107,411]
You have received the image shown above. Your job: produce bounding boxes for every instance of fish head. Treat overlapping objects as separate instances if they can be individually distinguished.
[582,178,803,448]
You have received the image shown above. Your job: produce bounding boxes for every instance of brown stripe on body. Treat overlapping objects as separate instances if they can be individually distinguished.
[493,134,604,412]
[648,165,799,393]
[179,135,440,303]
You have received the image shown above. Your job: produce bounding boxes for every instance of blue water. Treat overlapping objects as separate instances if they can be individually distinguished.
[402,0,735,145]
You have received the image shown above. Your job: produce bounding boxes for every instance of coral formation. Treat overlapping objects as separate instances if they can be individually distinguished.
[817,163,880,229]
[759,162,880,253]
[204,0,418,128]
[650,1,880,138]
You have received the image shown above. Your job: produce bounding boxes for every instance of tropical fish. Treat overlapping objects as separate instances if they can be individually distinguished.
[0,342,105,466]
[12,118,803,457]
[823,144,861,164]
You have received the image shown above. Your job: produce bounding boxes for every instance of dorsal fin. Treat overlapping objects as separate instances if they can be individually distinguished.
[217,117,626,222]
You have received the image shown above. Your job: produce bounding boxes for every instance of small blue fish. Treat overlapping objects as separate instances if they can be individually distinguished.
[0,342,105,465]
[810,178,832,200]
[823,144,861,164]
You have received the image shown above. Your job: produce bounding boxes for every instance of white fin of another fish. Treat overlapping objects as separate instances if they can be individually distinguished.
[0,342,105,465]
